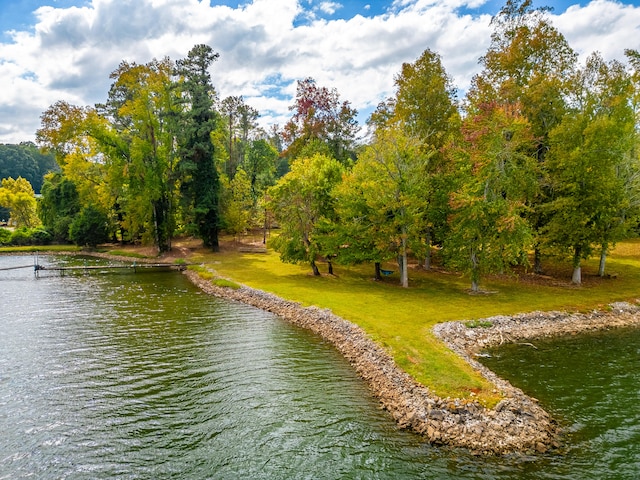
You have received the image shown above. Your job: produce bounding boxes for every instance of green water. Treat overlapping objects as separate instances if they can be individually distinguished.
[1,255,638,479]
[481,327,640,479]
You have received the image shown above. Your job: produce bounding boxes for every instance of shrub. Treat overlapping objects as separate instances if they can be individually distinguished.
[69,205,110,247]
[10,228,31,246]
[0,228,10,245]
[29,228,52,245]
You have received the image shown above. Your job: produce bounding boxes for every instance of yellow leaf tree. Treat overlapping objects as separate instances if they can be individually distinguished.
[0,177,40,228]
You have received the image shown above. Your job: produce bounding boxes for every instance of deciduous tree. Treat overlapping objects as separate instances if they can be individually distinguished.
[339,125,428,287]
[446,102,537,292]
[544,54,637,283]
[0,177,40,228]
[468,0,577,273]
[282,78,359,164]
[268,153,344,275]
[387,48,461,268]
[99,58,178,252]
[38,172,80,242]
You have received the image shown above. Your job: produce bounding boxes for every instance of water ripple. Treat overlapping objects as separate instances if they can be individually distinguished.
[2,255,638,479]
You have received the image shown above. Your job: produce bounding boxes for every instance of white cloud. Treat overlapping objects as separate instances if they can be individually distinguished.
[555,0,640,61]
[0,0,639,143]
[320,1,343,14]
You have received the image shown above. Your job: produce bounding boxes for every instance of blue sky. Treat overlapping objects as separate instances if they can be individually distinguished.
[1,0,639,142]
[0,0,602,38]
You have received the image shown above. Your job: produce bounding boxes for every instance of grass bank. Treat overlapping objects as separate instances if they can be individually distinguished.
[189,238,640,405]
[0,245,82,253]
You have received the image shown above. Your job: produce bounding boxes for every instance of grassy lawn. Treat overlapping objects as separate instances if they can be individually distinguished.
[190,237,640,405]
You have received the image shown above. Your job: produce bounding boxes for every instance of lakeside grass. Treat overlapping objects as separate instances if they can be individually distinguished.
[190,237,640,405]
[0,245,82,253]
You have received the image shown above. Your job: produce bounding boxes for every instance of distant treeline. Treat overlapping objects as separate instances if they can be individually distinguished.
[0,142,58,193]
[0,142,58,221]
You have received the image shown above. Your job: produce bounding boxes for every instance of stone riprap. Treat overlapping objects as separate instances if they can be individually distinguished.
[181,269,621,455]
[24,249,637,455]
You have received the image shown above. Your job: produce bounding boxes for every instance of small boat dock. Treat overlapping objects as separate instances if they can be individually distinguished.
[0,259,190,276]
[34,262,188,275]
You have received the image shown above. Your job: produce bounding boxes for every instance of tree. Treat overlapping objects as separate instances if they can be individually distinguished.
[174,44,222,250]
[386,48,461,269]
[69,204,110,247]
[98,58,178,252]
[36,101,111,211]
[544,54,637,283]
[220,168,253,239]
[0,177,40,228]
[282,78,359,164]
[219,96,259,178]
[338,125,429,287]
[446,102,537,292]
[468,0,577,273]
[268,153,344,276]
[332,147,399,281]
[38,172,80,242]
[244,138,278,205]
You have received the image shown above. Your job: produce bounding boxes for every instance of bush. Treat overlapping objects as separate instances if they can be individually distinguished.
[0,228,10,245]
[2,227,52,246]
[10,228,31,246]
[69,204,110,247]
[29,228,52,245]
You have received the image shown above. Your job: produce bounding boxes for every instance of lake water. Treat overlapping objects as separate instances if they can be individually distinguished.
[1,255,638,479]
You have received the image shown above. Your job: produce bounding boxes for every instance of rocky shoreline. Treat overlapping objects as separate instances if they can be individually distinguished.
[12,251,637,455]
[185,269,629,455]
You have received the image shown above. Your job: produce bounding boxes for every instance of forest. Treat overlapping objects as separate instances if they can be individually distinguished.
[2,0,640,291]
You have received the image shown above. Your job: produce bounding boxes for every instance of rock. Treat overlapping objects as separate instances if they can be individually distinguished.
[179,270,640,455]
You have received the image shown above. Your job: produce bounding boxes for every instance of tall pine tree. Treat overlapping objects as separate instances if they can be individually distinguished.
[175,44,222,250]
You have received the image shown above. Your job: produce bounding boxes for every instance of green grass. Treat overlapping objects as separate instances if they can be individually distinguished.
[192,238,640,405]
[101,249,150,259]
[212,278,241,289]
[0,245,82,253]
[188,264,241,289]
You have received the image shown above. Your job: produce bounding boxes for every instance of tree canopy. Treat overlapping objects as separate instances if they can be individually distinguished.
[25,4,640,289]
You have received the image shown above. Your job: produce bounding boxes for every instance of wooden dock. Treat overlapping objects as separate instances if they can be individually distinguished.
[1,254,192,276]
[32,262,190,276]
[0,264,35,271]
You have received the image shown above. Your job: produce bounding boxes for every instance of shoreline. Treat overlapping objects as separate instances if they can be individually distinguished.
[184,269,562,455]
[7,251,638,454]
[183,269,640,455]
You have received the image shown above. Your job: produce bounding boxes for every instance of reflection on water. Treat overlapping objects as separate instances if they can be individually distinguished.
[1,255,638,479]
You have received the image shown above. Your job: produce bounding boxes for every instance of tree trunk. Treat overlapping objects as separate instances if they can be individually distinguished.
[400,235,408,288]
[533,246,543,274]
[327,260,334,275]
[263,208,268,244]
[424,229,432,271]
[598,243,608,277]
[572,265,582,284]
[374,262,382,281]
[572,246,582,285]
[311,260,320,276]
[470,247,480,293]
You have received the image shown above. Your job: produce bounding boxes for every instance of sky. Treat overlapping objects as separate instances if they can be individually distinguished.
[0,0,639,144]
